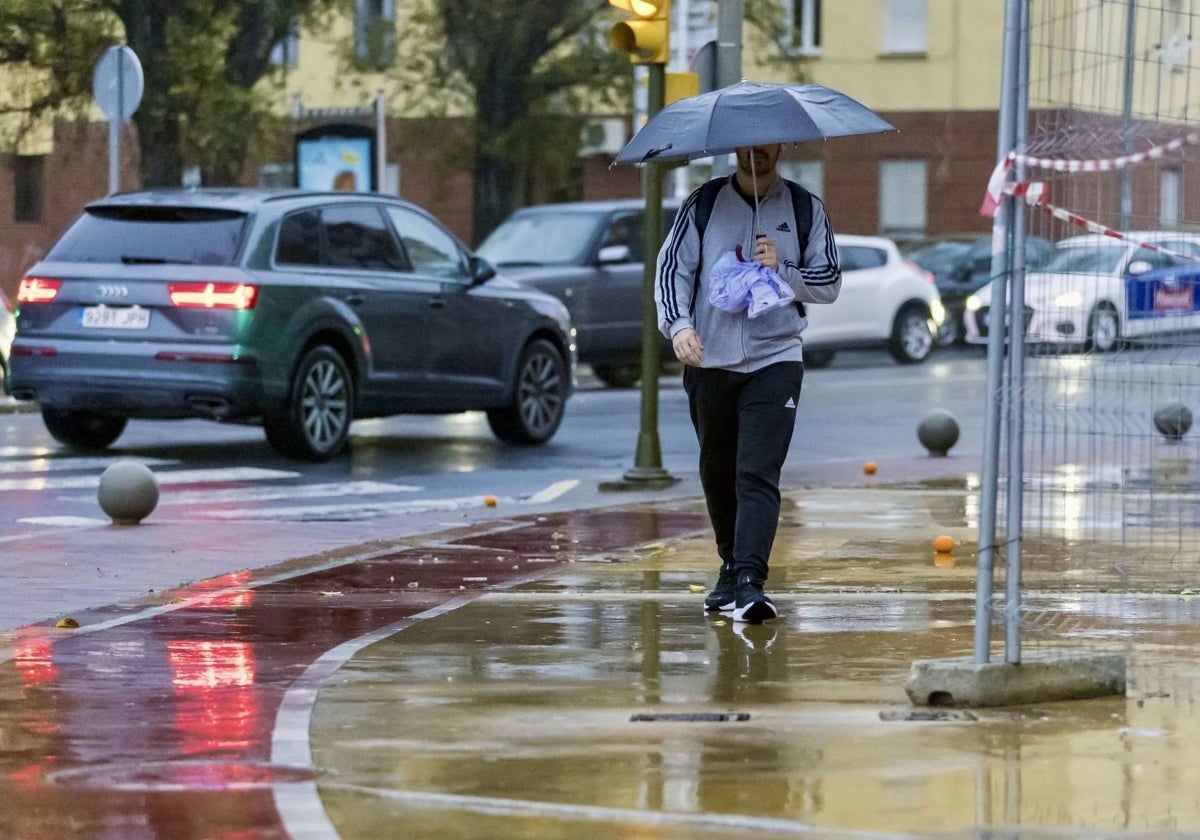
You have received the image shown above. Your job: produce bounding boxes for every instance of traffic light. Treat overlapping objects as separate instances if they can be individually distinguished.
[608,0,670,65]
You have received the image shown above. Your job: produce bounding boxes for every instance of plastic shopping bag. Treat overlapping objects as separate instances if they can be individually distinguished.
[708,248,795,318]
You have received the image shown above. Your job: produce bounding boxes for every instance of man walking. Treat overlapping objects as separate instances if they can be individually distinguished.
[655,143,841,623]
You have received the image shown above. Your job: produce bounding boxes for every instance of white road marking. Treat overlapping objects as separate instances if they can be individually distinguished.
[199,494,501,520]
[523,479,579,504]
[57,480,419,506]
[16,516,109,527]
[0,466,299,492]
[318,785,917,838]
[0,456,176,474]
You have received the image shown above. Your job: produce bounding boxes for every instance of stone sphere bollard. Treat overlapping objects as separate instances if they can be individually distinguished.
[1154,404,1193,442]
[918,411,960,457]
[97,460,159,525]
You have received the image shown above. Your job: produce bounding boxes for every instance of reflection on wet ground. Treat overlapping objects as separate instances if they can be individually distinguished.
[310,489,1200,839]
[0,507,705,838]
[7,488,1200,837]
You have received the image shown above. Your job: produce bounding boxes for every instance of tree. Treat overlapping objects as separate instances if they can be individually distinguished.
[0,1,115,134]
[387,0,804,243]
[0,0,338,187]
[120,0,342,186]
[388,1,628,243]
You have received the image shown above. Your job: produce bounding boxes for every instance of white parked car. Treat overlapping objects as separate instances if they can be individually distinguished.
[802,234,945,368]
[0,289,14,390]
[963,232,1200,351]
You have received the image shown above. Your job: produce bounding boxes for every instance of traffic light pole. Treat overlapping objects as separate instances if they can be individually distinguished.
[621,63,675,486]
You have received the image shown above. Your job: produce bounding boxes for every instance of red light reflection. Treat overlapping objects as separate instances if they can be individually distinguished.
[184,569,255,611]
[13,635,55,688]
[168,640,261,755]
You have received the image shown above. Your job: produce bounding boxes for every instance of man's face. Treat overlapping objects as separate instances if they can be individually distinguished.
[736,144,782,176]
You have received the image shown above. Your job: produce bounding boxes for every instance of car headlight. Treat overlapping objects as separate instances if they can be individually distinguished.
[1053,291,1083,309]
[965,294,983,311]
[930,299,945,325]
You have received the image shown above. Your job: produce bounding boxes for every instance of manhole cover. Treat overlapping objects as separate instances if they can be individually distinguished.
[879,709,978,722]
[631,712,750,722]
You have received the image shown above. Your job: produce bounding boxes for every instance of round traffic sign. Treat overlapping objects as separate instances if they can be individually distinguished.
[93,46,144,122]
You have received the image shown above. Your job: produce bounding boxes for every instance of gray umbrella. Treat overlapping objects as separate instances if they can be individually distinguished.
[612,80,895,166]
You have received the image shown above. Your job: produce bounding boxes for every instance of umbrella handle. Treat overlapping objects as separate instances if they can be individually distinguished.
[751,166,760,252]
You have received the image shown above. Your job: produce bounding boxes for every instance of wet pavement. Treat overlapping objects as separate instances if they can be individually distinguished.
[6,454,1200,836]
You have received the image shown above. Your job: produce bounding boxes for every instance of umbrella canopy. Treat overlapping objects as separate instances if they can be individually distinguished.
[613,80,895,165]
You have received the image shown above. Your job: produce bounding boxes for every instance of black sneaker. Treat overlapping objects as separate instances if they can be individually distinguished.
[703,563,738,612]
[732,574,777,624]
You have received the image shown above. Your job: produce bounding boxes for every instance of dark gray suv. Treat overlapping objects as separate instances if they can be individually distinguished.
[477,199,677,388]
[7,189,574,461]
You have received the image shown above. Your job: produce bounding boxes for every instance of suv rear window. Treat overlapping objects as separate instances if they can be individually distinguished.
[46,206,247,266]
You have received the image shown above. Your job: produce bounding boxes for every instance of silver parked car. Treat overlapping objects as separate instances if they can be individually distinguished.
[6,189,575,461]
[0,289,14,391]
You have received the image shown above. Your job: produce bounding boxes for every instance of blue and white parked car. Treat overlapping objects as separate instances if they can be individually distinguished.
[964,232,1200,351]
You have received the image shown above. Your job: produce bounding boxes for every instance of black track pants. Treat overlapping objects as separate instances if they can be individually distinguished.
[683,361,804,583]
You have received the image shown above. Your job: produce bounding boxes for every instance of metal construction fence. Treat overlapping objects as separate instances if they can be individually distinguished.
[979,0,1200,687]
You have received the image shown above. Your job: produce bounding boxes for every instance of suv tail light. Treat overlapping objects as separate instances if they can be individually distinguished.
[17,276,62,303]
[168,282,258,310]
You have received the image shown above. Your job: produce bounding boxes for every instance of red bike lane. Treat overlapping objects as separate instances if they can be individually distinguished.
[0,506,706,839]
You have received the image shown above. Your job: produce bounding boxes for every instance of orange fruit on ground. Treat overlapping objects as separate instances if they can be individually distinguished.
[863,461,877,475]
[933,535,955,553]
[484,495,497,507]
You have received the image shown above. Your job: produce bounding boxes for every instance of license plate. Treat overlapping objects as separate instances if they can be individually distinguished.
[81,305,151,330]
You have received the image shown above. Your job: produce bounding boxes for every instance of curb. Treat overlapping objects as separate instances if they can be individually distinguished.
[0,398,37,414]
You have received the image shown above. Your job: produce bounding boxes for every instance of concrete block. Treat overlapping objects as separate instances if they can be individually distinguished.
[906,650,1126,708]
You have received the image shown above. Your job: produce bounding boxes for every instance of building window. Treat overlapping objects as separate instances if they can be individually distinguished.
[270,19,299,68]
[882,0,927,55]
[784,0,821,54]
[1161,168,1182,227]
[14,155,43,223]
[879,159,927,236]
[355,0,396,69]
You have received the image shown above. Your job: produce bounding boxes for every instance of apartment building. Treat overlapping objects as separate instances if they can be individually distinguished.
[0,0,1008,298]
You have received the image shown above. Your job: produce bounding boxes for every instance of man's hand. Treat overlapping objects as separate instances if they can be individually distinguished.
[753,234,779,271]
[672,327,704,367]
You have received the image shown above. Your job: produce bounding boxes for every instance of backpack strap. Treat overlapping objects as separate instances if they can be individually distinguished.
[694,176,726,243]
[786,180,813,257]
[784,180,814,319]
[690,177,728,315]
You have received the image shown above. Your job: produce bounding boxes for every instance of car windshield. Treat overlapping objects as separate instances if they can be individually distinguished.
[476,212,605,266]
[46,206,247,265]
[906,241,972,273]
[1041,243,1127,274]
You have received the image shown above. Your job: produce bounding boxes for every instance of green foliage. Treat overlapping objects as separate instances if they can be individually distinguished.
[0,1,117,123]
[0,0,340,183]
[383,0,627,239]
[745,0,812,80]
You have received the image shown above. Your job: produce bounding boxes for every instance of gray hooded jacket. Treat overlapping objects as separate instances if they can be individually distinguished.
[654,175,841,372]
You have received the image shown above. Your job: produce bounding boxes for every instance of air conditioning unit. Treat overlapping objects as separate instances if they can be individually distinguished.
[579,118,628,157]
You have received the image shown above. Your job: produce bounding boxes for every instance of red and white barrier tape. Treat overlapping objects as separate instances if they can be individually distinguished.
[999,180,1199,261]
[981,132,1200,216]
